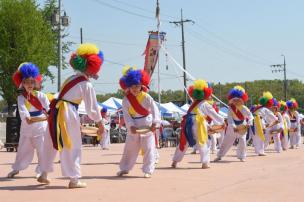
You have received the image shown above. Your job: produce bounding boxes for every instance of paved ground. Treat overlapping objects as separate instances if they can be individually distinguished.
[0,143,304,202]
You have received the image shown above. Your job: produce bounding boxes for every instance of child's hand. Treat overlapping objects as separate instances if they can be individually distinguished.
[25,117,33,125]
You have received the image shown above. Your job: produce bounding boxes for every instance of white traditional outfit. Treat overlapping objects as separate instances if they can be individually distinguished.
[8,63,49,178]
[117,68,160,177]
[39,44,104,188]
[119,92,160,175]
[216,86,252,161]
[172,80,224,168]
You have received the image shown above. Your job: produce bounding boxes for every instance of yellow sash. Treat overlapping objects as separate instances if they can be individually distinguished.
[193,105,207,145]
[128,91,147,117]
[254,111,265,141]
[56,98,82,151]
[283,116,288,136]
[24,91,38,110]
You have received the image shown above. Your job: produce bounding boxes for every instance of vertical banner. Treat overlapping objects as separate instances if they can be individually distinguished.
[143,31,166,76]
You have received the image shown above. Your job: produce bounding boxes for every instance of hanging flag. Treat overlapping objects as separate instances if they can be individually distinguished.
[143,31,166,76]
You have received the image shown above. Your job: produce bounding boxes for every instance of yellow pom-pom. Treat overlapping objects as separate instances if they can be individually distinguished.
[193,79,208,90]
[290,98,297,102]
[234,85,245,92]
[279,100,286,106]
[76,43,99,56]
[122,65,136,75]
[263,91,273,99]
[207,99,214,105]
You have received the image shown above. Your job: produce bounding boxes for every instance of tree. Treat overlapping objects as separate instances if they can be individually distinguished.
[0,0,57,114]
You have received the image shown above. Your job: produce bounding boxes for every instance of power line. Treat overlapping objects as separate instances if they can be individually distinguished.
[91,0,170,22]
[194,23,275,65]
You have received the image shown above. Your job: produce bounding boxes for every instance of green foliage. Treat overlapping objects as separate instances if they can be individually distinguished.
[0,0,57,109]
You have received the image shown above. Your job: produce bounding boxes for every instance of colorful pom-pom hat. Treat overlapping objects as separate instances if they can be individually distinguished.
[70,43,104,79]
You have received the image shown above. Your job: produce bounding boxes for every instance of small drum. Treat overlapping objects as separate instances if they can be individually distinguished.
[270,128,283,135]
[30,116,48,122]
[235,125,248,135]
[289,128,297,133]
[81,126,98,136]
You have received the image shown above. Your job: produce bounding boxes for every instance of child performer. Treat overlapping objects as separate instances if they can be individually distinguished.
[8,63,49,178]
[117,67,160,178]
[279,101,290,150]
[250,92,278,155]
[100,106,110,150]
[172,80,225,169]
[287,99,301,149]
[38,43,105,188]
[215,86,253,162]
[266,98,283,153]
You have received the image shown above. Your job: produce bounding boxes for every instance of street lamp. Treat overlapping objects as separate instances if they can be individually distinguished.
[51,0,70,91]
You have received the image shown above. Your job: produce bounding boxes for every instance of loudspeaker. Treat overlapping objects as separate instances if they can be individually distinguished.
[6,117,21,144]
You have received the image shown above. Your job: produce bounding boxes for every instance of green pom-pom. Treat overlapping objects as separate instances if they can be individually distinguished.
[71,55,87,72]
[259,97,268,106]
[192,89,204,100]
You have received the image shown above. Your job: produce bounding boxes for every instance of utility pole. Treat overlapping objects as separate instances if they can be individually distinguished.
[57,0,62,92]
[270,54,287,100]
[51,0,69,91]
[80,27,83,44]
[170,9,194,104]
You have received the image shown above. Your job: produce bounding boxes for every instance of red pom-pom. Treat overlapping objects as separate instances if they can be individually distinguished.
[36,74,42,82]
[204,88,212,99]
[266,99,274,108]
[140,69,150,87]
[294,102,299,109]
[188,86,194,98]
[119,78,127,90]
[12,71,22,88]
[85,54,102,75]
[69,53,77,67]
[242,93,248,102]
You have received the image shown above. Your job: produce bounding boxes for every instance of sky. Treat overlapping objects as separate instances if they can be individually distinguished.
[38,0,304,95]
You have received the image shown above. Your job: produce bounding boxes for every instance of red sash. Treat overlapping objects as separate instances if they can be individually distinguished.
[230,104,245,120]
[22,91,44,111]
[179,100,201,151]
[126,93,149,116]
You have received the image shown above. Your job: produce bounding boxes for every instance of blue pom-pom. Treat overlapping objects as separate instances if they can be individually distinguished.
[98,51,104,61]
[125,70,142,87]
[19,62,39,80]
[229,89,243,98]
[101,106,108,113]
[286,100,293,108]
[272,98,278,106]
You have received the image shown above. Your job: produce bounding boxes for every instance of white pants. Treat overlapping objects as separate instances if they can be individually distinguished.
[252,134,265,155]
[119,133,156,174]
[100,130,110,149]
[210,134,217,153]
[217,126,246,160]
[281,134,289,150]
[217,131,225,148]
[265,130,282,152]
[173,141,211,164]
[12,134,44,173]
[290,132,301,147]
[40,104,82,180]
